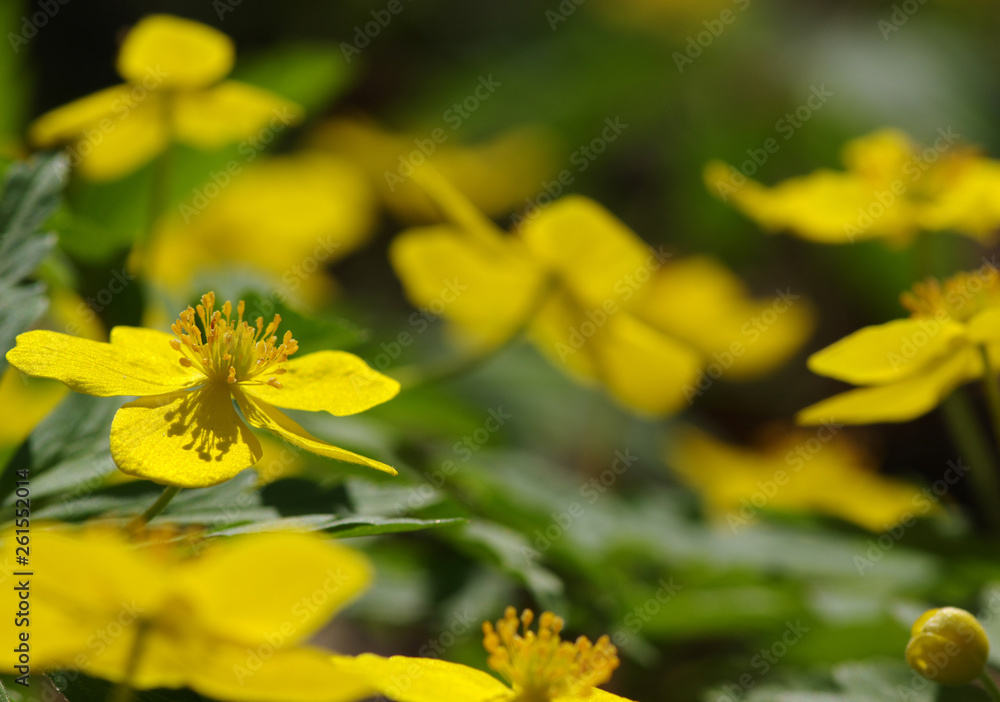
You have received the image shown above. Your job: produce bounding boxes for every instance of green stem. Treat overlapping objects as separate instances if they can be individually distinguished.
[107,621,149,702]
[980,671,1000,702]
[980,346,1000,450]
[126,485,181,531]
[941,392,1000,531]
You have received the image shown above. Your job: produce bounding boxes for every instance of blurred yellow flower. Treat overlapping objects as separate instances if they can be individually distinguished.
[29,14,302,180]
[139,152,375,306]
[668,425,931,532]
[333,606,634,702]
[311,117,558,224]
[392,167,813,415]
[705,128,1000,245]
[1,526,374,701]
[5,292,399,486]
[798,264,1000,425]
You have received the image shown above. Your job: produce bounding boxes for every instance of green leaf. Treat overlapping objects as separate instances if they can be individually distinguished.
[0,676,11,702]
[209,514,466,538]
[0,154,67,371]
[238,290,369,353]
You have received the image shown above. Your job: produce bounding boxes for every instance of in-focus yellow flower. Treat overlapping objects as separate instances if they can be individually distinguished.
[311,117,558,224]
[333,606,634,702]
[705,128,1000,245]
[30,15,302,180]
[392,167,813,415]
[668,425,931,532]
[798,264,1000,425]
[0,526,374,701]
[139,152,375,307]
[5,292,399,486]
[906,607,989,685]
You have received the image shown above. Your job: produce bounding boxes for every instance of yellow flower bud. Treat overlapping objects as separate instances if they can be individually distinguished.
[906,607,990,685]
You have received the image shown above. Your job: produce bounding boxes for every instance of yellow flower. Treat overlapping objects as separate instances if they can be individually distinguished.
[29,15,302,180]
[906,607,989,685]
[391,166,813,415]
[310,117,558,224]
[705,128,1000,245]
[0,526,375,701]
[667,425,929,531]
[139,152,375,306]
[798,265,1000,425]
[4,292,399,486]
[333,606,634,702]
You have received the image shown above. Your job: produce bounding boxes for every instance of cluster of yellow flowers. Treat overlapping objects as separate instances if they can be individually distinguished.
[7,9,1000,701]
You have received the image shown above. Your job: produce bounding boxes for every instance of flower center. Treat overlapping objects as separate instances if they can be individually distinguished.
[483,607,619,702]
[169,292,298,386]
[901,264,1000,323]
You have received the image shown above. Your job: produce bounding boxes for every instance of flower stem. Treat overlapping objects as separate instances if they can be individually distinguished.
[126,485,181,531]
[107,621,149,702]
[980,671,1000,702]
[941,391,1000,531]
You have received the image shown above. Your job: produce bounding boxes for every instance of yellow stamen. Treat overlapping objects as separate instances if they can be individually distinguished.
[482,607,619,701]
[902,264,1000,323]
[169,292,299,385]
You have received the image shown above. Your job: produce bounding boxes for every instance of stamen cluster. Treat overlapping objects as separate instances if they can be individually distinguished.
[169,292,298,387]
[901,265,1000,323]
[483,607,619,701]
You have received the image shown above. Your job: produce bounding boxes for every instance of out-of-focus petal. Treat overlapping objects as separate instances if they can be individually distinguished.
[117,15,234,89]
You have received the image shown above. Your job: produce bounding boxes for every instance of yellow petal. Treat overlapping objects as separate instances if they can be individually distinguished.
[520,196,652,307]
[184,647,373,702]
[329,654,510,702]
[638,256,815,379]
[667,425,931,532]
[704,161,915,244]
[840,128,915,182]
[241,351,399,416]
[180,533,371,645]
[797,348,978,425]
[807,318,967,385]
[28,84,134,146]
[74,99,169,180]
[117,15,234,89]
[173,80,302,149]
[5,329,203,397]
[918,158,1000,241]
[590,313,704,416]
[110,384,263,487]
[391,225,546,350]
[233,389,397,475]
[529,289,602,382]
[968,307,1000,343]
